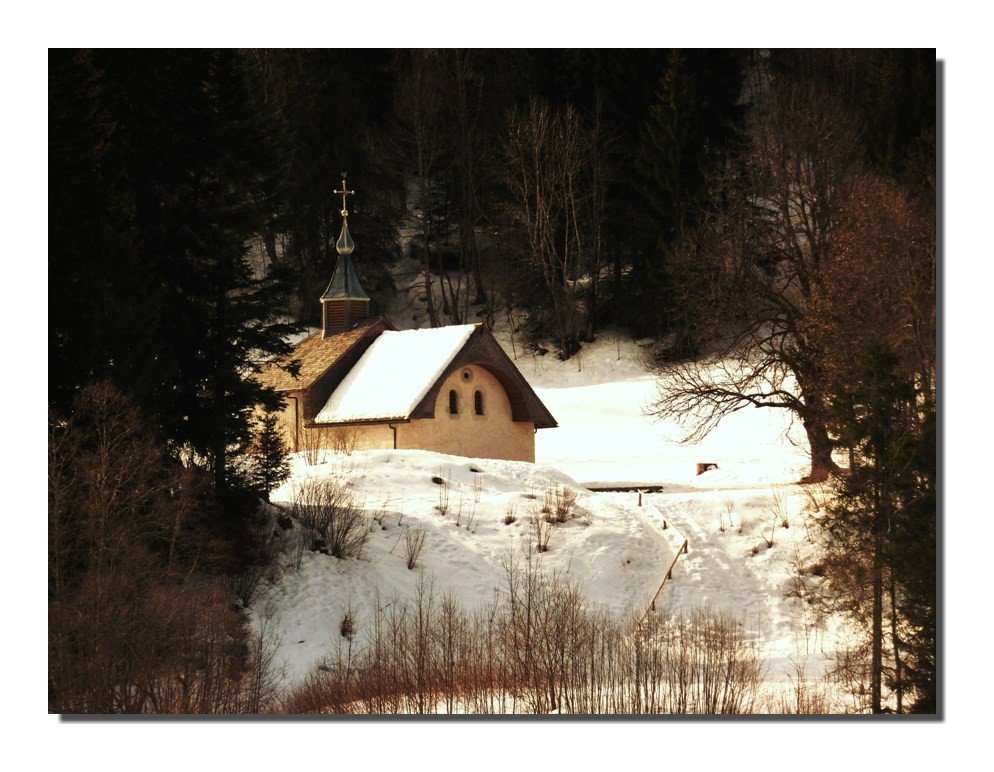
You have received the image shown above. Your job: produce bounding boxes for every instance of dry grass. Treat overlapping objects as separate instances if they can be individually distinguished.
[279,559,773,715]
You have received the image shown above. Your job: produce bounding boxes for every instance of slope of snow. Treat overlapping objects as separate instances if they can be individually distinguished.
[258,451,674,687]
[315,324,476,422]
[522,332,845,687]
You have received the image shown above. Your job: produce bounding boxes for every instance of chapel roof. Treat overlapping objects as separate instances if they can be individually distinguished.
[315,324,477,423]
[255,316,388,392]
[313,323,558,429]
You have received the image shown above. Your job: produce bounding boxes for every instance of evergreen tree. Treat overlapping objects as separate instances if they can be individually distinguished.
[629,49,745,342]
[888,408,937,713]
[247,49,399,324]
[245,410,291,503]
[49,49,158,416]
[766,49,936,186]
[49,50,299,507]
[824,346,936,713]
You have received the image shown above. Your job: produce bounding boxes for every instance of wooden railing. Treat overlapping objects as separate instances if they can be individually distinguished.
[639,512,689,626]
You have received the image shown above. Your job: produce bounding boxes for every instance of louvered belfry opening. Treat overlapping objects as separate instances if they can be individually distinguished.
[325,301,347,332]
[321,174,371,338]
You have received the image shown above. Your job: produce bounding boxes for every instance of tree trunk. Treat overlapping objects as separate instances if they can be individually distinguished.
[799,415,841,484]
[212,403,227,500]
[890,574,903,713]
[871,527,884,713]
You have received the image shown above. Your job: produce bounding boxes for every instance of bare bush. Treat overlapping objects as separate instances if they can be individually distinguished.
[231,514,290,607]
[328,426,359,456]
[765,659,836,714]
[827,643,875,715]
[465,501,479,533]
[340,606,356,641]
[530,511,556,552]
[545,483,579,523]
[300,426,327,466]
[49,382,286,714]
[719,499,735,532]
[405,526,427,570]
[756,485,795,549]
[768,484,792,529]
[760,514,777,549]
[289,478,368,560]
[280,556,773,715]
[434,471,450,516]
[646,608,766,714]
[798,481,832,542]
[503,503,517,525]
[281,666,356,714]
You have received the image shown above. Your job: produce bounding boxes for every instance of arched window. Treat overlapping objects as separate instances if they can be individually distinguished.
[448,389,459,415]
[474,389,484,415]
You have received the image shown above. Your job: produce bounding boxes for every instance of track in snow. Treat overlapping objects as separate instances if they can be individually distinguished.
[639,489,835,671]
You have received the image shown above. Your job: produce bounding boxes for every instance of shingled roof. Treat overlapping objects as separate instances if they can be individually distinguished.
[255,316,389,392]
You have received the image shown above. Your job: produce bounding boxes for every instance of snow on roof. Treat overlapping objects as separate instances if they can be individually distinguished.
[315,324,478,423]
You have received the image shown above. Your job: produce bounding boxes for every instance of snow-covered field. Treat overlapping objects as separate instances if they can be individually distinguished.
[252,330,847,704]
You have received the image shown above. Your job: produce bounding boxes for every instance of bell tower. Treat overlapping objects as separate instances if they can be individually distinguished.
[321,174,371,337]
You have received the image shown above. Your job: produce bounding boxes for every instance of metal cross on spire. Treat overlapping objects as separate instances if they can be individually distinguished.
[334,173,356,256]
[334,172,355,218]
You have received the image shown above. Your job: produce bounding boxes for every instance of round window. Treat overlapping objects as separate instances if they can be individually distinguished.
[461,369,472,382]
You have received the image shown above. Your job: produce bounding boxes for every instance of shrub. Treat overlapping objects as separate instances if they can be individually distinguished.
[329,426,359,456]
[405,526,427,570]
[503,504,517,525]
[434,471,450,516]
[545,484,579,523]
[289,478,368,560]
[719,499,735,532]
[280,564,770,715]
[300,426,328,466]
[530,510,556,552]
[340,609,356,640]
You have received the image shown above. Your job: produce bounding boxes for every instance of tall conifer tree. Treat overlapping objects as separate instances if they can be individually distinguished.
[50,49,298,505]
[825,347,936,712]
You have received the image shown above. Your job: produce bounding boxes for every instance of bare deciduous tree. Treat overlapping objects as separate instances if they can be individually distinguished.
[500,99,597,359]
[49,382,283,713]
[647,75,865,482]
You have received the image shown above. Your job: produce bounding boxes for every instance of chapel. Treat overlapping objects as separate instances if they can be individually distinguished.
[256,178,556,463]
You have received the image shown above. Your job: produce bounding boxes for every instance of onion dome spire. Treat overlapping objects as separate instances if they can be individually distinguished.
[322,173,370,337]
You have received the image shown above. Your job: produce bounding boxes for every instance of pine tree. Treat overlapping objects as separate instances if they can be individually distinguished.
[630,49,745,342]
[824,346,936,713]
[246,410,291,503]
[49,50,299,508]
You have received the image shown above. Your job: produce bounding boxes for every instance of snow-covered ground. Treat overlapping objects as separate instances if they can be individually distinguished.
[252,328,847,704]
[527,333,845,687]
[259,450,676,687]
